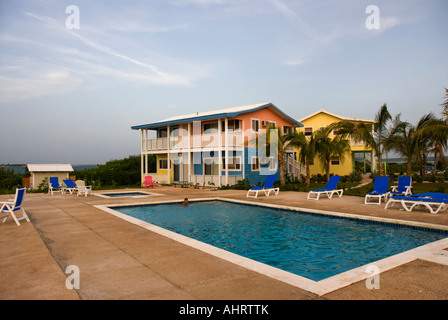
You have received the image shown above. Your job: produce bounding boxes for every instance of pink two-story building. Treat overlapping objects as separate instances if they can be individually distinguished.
[131,102,303,187]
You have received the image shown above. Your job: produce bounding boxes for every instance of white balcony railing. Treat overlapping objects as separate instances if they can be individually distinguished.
[142,133,243,152]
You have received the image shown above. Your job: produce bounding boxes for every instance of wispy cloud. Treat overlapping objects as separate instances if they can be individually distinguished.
[268,0,330,48]
[25,12,192,86]
[0,70,83,103]
[106,22,189,34]
[171,0,228,6]
[269,0,407,67]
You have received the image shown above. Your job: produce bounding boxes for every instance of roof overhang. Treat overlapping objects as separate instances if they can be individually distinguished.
[27,164,74,172]
[299,109,376,123]
[131,102,303,130]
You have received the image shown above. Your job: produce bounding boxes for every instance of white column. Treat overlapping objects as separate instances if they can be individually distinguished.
[140,129,144,185]
[218,118,223,187]
[167,125,171,184]
[144,129,148,177]
[224,118,229,186]
[241,119,245,181]
[371,125,376,173]
[188,122,192,183]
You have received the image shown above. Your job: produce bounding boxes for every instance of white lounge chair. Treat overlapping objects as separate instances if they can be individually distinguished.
[0,187,30,226]
[307,176,343,200]
[75,180,92,197]
[385,193,448,214]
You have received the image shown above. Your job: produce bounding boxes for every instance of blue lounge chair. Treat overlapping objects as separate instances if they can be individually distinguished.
[1,187,30,226]
[63,179,78,194]
[307,175,343,200]
[385,192,448,214]
[407,192,448,199]
[49,177,63,195]
[246,175,279,198]
[365,176,389,204]
[390,176,412,196]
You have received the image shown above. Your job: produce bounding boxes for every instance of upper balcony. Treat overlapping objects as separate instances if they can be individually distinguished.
[142,132,244,153]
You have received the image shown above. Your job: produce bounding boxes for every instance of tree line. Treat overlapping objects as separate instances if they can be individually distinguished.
[260,88,448,187]
[74,155,156,189]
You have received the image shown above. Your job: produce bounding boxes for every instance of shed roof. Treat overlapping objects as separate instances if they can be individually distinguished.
[27,164,74,172]
[131,102,303,130]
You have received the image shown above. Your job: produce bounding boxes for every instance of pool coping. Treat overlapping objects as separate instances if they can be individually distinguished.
[94,197,448,296]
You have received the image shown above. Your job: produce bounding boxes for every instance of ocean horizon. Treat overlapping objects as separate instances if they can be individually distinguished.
[0,164,99,174]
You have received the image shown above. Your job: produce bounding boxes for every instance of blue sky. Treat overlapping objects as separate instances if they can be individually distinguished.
[0,0,447,164]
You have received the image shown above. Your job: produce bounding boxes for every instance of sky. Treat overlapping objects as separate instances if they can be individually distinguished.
[0,0,447,164]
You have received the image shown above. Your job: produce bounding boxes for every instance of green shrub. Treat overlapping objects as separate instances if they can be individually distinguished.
[73,155,148,189]
[0,167,22,194]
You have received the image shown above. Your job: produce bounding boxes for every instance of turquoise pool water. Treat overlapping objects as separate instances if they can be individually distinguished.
[114,200,447,281]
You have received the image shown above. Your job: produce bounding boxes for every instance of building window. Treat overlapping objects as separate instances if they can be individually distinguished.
[331,157,340,165]
[283,126,293,135]
[251,119,260,133]
[203,122,218,133]
[268,157,277,171]
[333,129,342,136]
[304,127,313,136]
[251,157,260,171]
[222,119,240,132]
[204,159,219,175]
[261,120,276,128]
[159,159,168,170]
[223,157,241,171]
[158,128,167,138]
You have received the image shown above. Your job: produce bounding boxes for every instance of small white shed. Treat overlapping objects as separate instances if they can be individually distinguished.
[26,164,74,189]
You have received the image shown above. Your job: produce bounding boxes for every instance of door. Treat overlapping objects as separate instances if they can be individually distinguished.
[173,164,179,182]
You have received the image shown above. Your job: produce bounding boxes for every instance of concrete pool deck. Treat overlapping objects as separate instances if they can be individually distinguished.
[1,186,448,300]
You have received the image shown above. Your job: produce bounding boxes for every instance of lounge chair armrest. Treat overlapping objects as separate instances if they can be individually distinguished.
[391,186,398,191]
[0,202,13,210]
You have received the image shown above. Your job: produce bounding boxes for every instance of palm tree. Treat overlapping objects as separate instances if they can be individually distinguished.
[413,113,439,177]
[382,113,407,174]
[314,127,351,182]
[391,121,417,176]
[288,131,319,187]
[442,87,448,121]
[249,124,295,185]
[415,113,448,174]
[328,103,392,176]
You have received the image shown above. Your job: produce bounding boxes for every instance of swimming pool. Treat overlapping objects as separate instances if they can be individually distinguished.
[110,199,448,282]
[95,191,158,198]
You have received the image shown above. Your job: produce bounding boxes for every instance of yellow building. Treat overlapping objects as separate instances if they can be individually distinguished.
[297,110,376,177]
